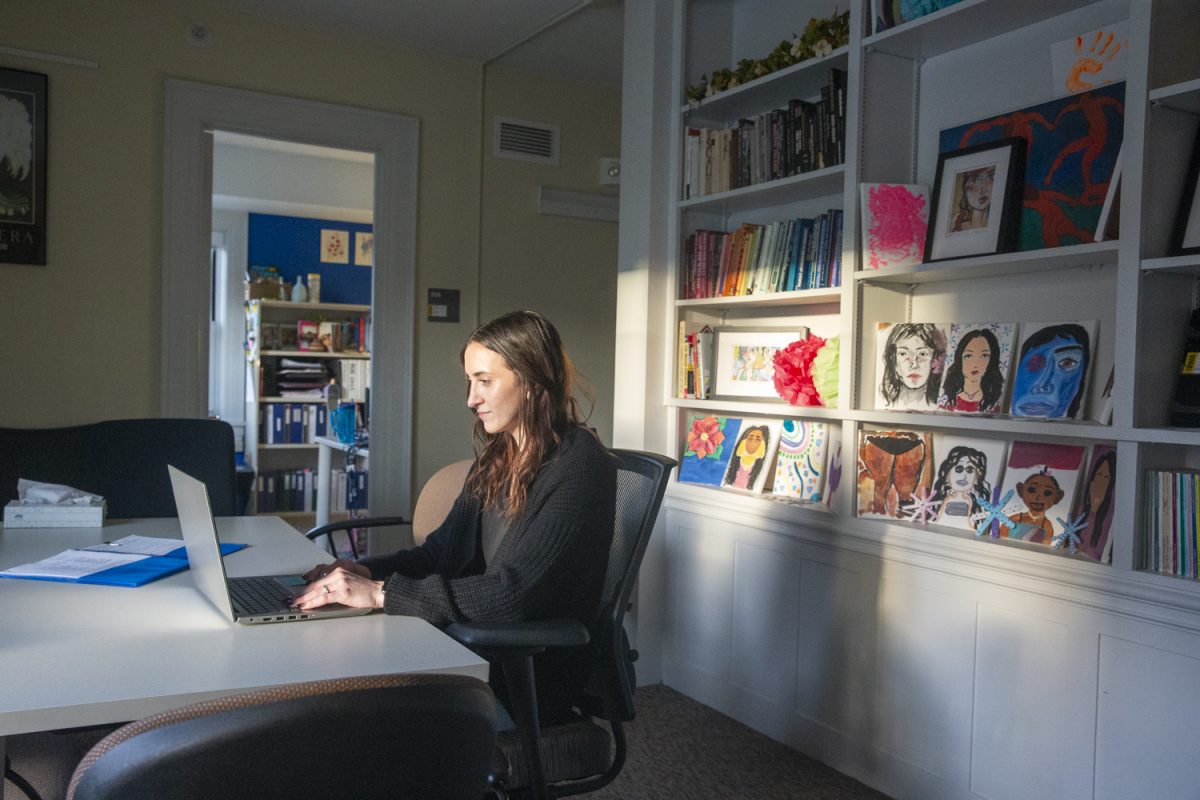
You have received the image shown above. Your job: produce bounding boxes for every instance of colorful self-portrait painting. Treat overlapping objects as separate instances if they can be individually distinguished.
[875,322,948,411]
[997,440,1086,545]
[1071,444,1116,563]
[936,322,1017,414]
[929,434,1008,532]
[1008,320,1097,420]
[718,417,782,494]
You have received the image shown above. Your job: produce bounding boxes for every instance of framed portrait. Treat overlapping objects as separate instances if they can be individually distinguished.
[1170,130,1200,256]
[924,137,1025,262]
[712,327,806,400]
[0,68,48,265]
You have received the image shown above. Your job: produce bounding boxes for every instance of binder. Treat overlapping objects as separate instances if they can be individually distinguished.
[0,536,247,588]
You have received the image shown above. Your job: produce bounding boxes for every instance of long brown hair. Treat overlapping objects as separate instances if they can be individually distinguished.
[462,310,592,518]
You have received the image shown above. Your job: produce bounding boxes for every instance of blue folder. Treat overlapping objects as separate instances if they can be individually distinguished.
[0,542,247,588]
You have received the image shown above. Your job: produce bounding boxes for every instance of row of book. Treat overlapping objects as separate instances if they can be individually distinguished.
[1143,469,1200,579]
[677,324,713,400]
[683,68,846,199]
[254,468,368,514]
[257,402,329,444]
[681,210,844,299]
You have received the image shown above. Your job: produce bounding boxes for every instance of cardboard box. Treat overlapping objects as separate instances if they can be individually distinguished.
[4,500,106,528]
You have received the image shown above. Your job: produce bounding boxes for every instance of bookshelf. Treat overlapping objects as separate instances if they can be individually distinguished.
[625,0,1200,796]
[244,299,371,523]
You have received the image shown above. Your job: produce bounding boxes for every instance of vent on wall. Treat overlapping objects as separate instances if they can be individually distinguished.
[493,116,559,166]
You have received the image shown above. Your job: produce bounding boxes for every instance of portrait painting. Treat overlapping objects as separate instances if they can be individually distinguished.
[936,322,1017,414]
[713,328,806,399]
[0,68,48,265]
[678,415,742,488]
[997,440,1086,545]
[1008,320,1097,420]
[771,419,829,502]
[926,138,1024,261]
[1071,444,1116,563]
[718,417,782,494]
[857,428,934,520]
[939,83,1125,251]
[860,183,929,270]
[875,322,948,411]
[929,434,1008,532]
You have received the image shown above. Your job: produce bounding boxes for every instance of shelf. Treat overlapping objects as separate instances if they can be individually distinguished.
[679,165,845,216]
[260,350,370,359]
[863,0,1099,61]
[667,397,846,420]
[252,299,371,313]
[1141,254,1200,276]
[850,409,1117,441]
[257,443,318,451]
[1150,77,1200,115]
[681,47,850,124]
[676,286,841,309]
[853,241,1119,286]
[259,396,326,403]
[1128,427,1200,446]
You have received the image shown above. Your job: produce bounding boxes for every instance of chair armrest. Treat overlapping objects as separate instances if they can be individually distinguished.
[304,516,410,559]
[445,618,590,655]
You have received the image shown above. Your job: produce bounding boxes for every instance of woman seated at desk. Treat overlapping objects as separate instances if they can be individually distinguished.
[293,309,617,723]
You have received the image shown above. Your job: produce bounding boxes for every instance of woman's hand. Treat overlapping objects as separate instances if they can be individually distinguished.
[303,559,370,582]
[293,564,384,611]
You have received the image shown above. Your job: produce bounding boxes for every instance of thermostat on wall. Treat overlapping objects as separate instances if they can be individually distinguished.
[427,288,460,323]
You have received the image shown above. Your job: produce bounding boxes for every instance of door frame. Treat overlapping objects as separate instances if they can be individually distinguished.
[162,79,418,519]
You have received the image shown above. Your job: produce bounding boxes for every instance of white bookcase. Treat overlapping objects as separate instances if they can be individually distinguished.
[627,1,1200,797]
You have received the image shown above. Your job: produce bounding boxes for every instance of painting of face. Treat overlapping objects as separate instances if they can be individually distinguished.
[962,168,993,213]
[1088,459,1112,508]
[739,428,765,457]
[893,334,934,389]
[959,335,992,388]
[949,455,980,492]
[1017,473,1064,516]
[1011,333,1086,417]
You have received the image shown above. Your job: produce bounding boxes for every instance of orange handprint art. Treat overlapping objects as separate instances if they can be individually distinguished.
[1065,28,1127,93]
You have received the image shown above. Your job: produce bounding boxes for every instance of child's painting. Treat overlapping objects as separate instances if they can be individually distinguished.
[1008,320,1097,420]
[1072,444,1116,563]
[939,83,1124,250]
[771,419,829,502]
[997,440,1087,545]
[860,183,929,270]
[719,417,782,494]
[1050,23,1129,98]
[678,415,742,487]
[936,322,1017,414]
[857,429,934,519]
[929,434,1008,531]
[875,322,948,411]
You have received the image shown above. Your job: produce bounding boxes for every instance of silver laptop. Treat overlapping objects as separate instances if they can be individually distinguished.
[168,464,372,624]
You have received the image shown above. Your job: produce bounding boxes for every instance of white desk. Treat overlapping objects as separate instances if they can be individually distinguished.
[0,516,486,792]
[314,434,369,528]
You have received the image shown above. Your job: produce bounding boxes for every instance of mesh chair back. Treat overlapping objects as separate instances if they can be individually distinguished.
[584,449,675,722]
[68,673,495,800]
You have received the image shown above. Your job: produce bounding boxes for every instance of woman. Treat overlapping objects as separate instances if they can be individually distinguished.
[878,322,946,410]
[294,310,617,722]
[937,328,1004,413]
[931,445,992,530]
[721,424,770,490]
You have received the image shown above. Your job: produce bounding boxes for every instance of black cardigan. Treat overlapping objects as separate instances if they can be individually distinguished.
[363,427,617,631]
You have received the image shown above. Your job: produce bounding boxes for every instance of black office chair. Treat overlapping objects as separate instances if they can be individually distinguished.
[446,448,676,800]
[65,673,496,800]
[0,418,239,518]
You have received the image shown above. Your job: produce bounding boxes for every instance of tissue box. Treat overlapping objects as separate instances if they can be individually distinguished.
[4,500,106,528]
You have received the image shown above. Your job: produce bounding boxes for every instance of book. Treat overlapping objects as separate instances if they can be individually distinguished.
[0,535,246,588]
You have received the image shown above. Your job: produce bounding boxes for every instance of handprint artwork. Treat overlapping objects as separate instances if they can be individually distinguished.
[1051,23,1129,98]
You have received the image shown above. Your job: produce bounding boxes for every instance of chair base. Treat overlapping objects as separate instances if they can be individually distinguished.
[492,718,621,799]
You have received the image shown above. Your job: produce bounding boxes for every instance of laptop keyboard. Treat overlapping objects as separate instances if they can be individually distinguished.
[230,576,291,615]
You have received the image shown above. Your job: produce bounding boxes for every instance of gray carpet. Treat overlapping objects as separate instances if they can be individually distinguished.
[586,684,892,800]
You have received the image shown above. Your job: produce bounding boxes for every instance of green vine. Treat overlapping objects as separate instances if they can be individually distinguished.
[684,9,850,105]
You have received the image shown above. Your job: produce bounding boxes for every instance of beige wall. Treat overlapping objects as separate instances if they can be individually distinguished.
[0,0,620,496]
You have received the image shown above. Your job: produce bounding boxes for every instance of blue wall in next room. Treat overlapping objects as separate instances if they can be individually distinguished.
[248,213,373,305]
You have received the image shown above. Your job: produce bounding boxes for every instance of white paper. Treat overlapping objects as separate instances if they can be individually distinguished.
[1,550,148,580]
[78,535,183,557]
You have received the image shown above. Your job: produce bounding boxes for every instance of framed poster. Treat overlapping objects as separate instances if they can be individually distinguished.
[0,68,47,265]
[712,327,806,399]
[925,138,1024,262]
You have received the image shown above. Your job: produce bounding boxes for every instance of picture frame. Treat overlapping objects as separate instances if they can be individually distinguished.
[712,327,806,400]
[0,68,48,265]
[1169,130,1200,256]
[925,137,1024,262]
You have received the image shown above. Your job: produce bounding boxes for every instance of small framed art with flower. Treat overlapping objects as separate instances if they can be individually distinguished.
[712,327,807,400]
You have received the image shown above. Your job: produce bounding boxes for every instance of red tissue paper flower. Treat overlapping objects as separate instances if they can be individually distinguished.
[773,335,827,406]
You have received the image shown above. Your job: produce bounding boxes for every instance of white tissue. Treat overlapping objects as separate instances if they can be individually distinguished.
[16,480,105,505]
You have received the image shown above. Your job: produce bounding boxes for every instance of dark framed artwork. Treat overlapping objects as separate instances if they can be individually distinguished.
[0,68,47,265]
[925,137,1025,262]
[1169,130,1200,256]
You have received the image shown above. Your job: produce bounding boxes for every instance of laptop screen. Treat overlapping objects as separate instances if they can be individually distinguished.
[168,464,237,621]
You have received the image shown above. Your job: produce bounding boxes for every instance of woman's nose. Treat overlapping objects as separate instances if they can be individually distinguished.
[1029,363,1055,394]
